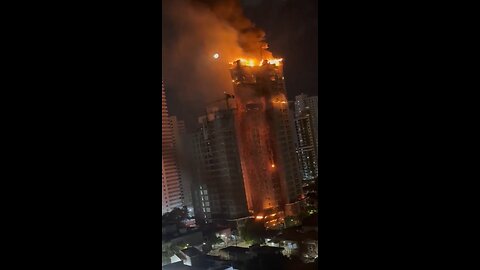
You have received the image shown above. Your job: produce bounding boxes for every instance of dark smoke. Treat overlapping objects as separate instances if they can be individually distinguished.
[162,0,274,129]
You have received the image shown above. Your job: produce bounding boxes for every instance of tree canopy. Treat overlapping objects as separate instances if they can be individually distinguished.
[240,219,268,244]
[162,207,189,227]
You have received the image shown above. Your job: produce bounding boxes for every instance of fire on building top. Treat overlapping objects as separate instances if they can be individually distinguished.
[229,58,283,67]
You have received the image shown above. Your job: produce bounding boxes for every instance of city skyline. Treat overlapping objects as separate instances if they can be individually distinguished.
[162,0,319,268]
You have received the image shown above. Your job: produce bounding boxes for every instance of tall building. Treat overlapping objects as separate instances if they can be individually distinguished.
[293,94,318,180]
[293,109,318,181]
[230,59,304,218]
[295,94,318,151]
[170,116,193,215]
[295,94,318,119]
[190,107,250,223]
[162,81,183,214]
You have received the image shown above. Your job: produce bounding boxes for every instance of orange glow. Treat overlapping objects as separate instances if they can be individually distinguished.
[231,60,286,215]
[272,98,288,104]
[267,58,283,65]
[230,58,283,67]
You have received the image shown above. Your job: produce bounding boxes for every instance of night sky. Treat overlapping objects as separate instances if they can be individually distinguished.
[163,0,318,130]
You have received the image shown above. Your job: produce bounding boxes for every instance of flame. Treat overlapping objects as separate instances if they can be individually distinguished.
[267,58,283,65]
[230,58,283,67]
[255,215,264,219]
[271,164,275,168]
[272,99,288,104]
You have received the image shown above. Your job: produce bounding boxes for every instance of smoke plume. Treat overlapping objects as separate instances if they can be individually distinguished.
[162,0,274,128]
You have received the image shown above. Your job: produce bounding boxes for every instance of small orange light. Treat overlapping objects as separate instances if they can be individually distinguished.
[256,215,263,219]
[271,164,275,168]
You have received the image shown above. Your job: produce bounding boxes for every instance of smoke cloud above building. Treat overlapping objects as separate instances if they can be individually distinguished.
[162,0,275,128]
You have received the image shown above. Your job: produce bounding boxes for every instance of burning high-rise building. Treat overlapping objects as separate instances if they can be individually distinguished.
[230,58,304,218]
[293,94,319,181]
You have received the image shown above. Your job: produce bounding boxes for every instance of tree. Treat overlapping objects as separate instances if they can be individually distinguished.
[162,243,176,266]
[162,207,189,227]
[162,248,177,266]
[284,216,298,228]
[207,234,223,247]
[240,219,267,244]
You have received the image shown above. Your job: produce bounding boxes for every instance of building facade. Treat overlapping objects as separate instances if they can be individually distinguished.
[230,59,303,217]
[293,94,318,181]
[293,109,318,181]
[170,115,193,214]
[190,108,250,223]
[162,81,183,214]
[295,94,318,152]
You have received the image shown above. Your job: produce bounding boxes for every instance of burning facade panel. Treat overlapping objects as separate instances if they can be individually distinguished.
[230,59,304,217]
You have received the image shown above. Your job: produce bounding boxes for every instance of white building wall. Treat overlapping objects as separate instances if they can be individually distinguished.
[162,81,183,214]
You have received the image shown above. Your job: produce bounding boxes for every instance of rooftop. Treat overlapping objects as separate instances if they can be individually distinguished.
[249,245,284,254]
[180,247,203,258]
[162,262,196,270]
[219,246,249,254]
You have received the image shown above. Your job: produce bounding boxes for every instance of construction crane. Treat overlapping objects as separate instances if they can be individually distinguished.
[206,92,235,110]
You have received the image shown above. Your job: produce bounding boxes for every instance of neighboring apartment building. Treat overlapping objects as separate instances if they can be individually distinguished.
[293,94,318,181]
[170,115,193,215]
[162,81,183,214]
[190,108,250,224]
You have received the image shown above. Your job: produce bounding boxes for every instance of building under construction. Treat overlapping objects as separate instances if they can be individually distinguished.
[190,106,250,224]
[230,59,304,220]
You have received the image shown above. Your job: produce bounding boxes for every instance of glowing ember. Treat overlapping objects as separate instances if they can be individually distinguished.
[255,215,264,219]
[213,53,219,59]
[271,164,275,168]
